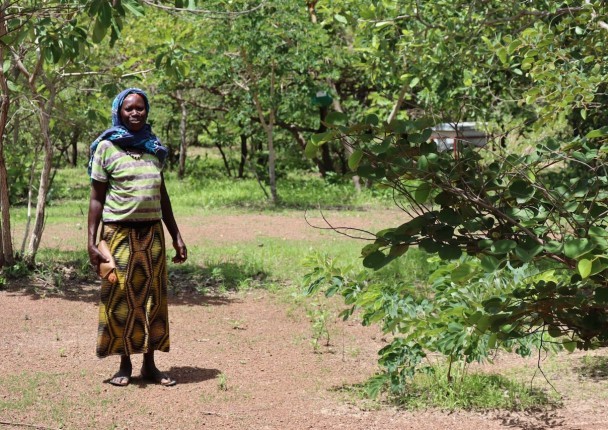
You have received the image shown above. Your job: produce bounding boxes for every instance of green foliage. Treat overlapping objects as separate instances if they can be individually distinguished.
[312,101,608,350]
[304,252,554,395]
[304,250,561,407]
[306,301,332,352]
[385,370,554,411]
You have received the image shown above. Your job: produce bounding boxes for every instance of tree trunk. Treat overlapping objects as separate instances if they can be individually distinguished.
[70,126,80,166]
[238,134,247,178]
[243,47,278,204]
[20,146,39,257]
[306,1,318,23]
[318,106,334,176]
[328,80,361,192]
[214,141,232,177]
[177,90,187,179]
[387,82,410,124]
[267,66,277,203]
[25,86,56,265]
[0,4,14,266]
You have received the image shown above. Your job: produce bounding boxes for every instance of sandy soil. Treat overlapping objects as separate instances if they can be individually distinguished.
[2,210,608,430]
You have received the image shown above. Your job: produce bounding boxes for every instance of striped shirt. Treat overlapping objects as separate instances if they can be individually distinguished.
[91,140,163,223]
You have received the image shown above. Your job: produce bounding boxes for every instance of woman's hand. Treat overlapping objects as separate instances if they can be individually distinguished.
[172,236,187,264]
[88,244,109,275]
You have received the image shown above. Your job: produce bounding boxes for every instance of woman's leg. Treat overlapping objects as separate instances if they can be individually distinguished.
[109,355,132,386]
[142,351,176,386]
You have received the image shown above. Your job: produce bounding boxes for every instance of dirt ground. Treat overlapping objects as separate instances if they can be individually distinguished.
[2,210,608,430]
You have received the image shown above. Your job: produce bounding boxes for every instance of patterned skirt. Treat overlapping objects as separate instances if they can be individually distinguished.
[96,221,170,358]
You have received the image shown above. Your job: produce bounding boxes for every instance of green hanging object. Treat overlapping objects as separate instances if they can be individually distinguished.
[311,90,333,107]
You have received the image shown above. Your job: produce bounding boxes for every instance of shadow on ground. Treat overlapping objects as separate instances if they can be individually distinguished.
[492,408,566,430]
[574,355,608,381]
[103,367,222,387]
[2,258,264,307]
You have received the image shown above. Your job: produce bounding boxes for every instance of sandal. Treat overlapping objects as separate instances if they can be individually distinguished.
[108,374,130,387]
[140,367,176,387]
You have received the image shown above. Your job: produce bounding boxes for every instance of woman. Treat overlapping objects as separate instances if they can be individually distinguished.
[87,88,187,387]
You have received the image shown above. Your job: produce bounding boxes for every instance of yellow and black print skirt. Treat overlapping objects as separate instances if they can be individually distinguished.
[96,221,170,357]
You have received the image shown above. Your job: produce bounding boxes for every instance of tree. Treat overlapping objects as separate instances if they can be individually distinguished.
[0,0,142,265]
[307,0,608,392]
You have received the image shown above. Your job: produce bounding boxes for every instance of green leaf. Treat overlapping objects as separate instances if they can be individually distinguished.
[563,341,577,353]
[585,127,608,139]
[438,244,462,260]
[414,182,431,204]
[544,240,563,253]
[564,238,594,259]
[497,47,508,64]
[480,255,500,272]
[361,243,381,257]
[487,332,498,349]
[311,131,332,145]
[420,238,440,253]
[387,119,408,133]
[491,240,517,254]
[325,111,347,126]
[507,40,521,54]
[389,244,409,258]
[370,137,392,154]
[451,263,474,282]
[363,250,391,269]
[92,17,107,44]
[98,0,113,26]
[578,259,592,278]
[348,149,364,171]
[334,14,348,24]
[437,208,461,226]
[304,141,318,158]
[483,297,503,314]
[417,155,428,170]
[548,325,561,338]
[514,245,540,263]
[121,0,145,16]
[509,179,535,202]
[364,114,379,125]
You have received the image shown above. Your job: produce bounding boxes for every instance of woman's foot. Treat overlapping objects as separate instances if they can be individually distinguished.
[109,373,130,386]
[140,366,176,386]
[108,355,132,387]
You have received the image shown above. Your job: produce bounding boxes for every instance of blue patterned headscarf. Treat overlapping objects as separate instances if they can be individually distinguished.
[88,88,168,177]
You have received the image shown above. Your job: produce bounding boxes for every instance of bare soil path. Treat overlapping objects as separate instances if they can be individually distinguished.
[2,210,608,430]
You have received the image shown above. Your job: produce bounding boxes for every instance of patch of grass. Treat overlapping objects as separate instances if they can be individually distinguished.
[577,355,608,380]
[389,370,556,411]
[168,258,267,295]
[217,372,228,391]
[195,238,363,286]
[0,372,50,411]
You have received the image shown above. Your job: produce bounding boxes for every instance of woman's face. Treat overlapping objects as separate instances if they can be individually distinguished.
[120,93,147,132]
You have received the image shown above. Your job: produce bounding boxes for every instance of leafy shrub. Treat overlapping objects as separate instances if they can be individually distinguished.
[304,251,556,396]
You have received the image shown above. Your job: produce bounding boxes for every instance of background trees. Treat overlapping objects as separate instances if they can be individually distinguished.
[3,1,608,367]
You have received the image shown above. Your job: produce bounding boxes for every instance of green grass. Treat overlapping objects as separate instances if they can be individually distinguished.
[393,370,555,411]
[0,372,50,411]
[38,164,390,216]
[9,164,392,292]
[336,364,556,412]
